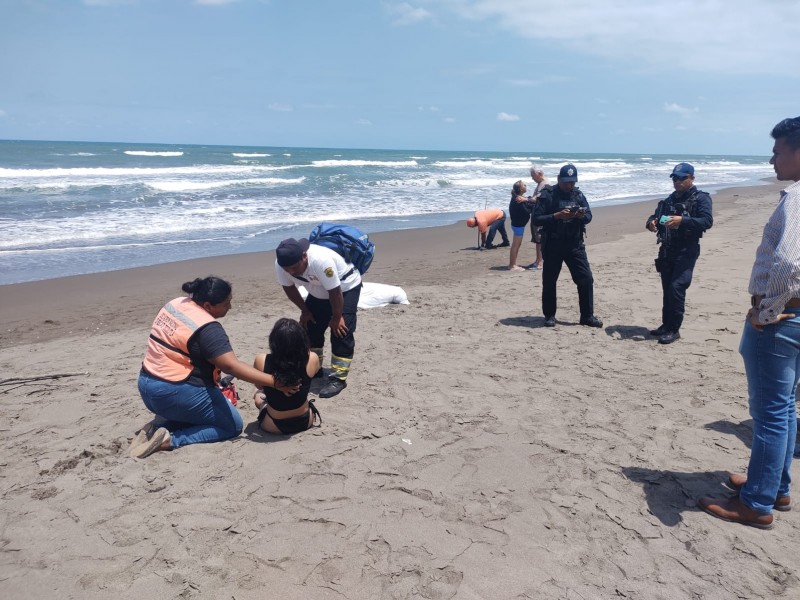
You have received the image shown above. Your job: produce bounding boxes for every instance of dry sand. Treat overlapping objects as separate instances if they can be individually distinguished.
[1,181,798,599]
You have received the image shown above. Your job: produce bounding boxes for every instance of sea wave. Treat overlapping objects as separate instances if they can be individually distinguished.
[0,164,287,179]
[124,150,184,157]
[145,177,305,192]
[232,153,271,157]
[311,159,419,167]
[432,159,531,169]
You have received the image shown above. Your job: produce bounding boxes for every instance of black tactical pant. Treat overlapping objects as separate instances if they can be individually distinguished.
[541,239,594,319]
[659,242,699,332]
[305,284,362,360]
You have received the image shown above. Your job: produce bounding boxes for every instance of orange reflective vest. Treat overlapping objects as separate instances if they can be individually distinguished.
[473,208,504,233]
[142,296,219,383]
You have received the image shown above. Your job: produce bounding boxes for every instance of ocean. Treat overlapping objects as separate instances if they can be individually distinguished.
[0,139,773,285]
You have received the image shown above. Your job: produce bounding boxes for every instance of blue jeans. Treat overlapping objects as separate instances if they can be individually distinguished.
[138,371,243,449]
[485,215,509,246]
[739,308,800,514]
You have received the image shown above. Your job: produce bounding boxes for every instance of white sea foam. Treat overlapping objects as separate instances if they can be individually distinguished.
[124,150,184,157]
[311,159,419,168]
[0,164,287,179]
[145,177,305,192]
[232,153,271,157]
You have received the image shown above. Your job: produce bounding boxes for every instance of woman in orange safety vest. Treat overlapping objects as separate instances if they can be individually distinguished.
[131,276,299,458]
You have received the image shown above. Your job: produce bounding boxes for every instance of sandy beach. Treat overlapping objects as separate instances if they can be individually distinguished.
[1,181,798,599]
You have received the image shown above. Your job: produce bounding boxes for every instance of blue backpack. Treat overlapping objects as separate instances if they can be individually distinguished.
[308,222,375,275]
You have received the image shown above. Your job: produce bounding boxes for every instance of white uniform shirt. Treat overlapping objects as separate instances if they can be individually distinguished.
[275,244,362,299]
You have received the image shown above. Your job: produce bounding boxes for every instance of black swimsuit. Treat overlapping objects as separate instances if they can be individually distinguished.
[256,355,320,434]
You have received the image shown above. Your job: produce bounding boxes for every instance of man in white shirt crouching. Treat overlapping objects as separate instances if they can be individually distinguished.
[275,238,362,398]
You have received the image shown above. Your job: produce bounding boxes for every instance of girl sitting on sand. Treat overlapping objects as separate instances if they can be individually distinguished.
[132,276,299,458]
[253,318,321,434]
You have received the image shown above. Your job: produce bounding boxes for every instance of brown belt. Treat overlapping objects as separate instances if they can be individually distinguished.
[751,295,800,308]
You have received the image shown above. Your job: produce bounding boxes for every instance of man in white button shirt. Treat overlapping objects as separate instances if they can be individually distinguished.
[275,238,362,398]
[700,116,800,529]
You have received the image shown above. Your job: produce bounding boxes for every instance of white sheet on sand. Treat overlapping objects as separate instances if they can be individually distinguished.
[297,282,409,309]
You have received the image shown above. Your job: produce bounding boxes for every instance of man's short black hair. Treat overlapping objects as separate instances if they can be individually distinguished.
[771,116,800,150]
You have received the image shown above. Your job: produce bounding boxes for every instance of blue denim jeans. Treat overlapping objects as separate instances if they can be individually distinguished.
[138,371,243,449]
[739,308,800,514]
[485,216,509,246]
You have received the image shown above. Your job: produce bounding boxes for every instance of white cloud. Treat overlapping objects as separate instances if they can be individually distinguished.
[357,119,373,126]
[268,103,293,112]
[664,102,699,115]
[385,2,432,26]
[0,109,7,118]
[497,112,520,122]
[443,117,456,123]
[437,0,800,75]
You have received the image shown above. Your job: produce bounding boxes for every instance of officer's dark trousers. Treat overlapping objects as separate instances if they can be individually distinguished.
[305,284,361,361]
[541,240,594,319]
[659,242,699,332]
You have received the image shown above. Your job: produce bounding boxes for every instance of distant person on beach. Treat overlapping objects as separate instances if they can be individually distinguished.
[275,237,362,398]
[533,164,602,328]
[508,180,532,271]
[466,208,510,249]
[132,276,300,458]
[528,166,550,269]
[252,318,321,434]
[645,163,713,344]
[699,116,800,530]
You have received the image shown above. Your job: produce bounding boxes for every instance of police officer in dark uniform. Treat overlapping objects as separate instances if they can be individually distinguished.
[533,164,602,328]
[645,162,713,344]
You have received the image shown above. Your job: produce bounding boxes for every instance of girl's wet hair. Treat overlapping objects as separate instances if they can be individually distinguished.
[269,318,310,387]
[181,276,232,305]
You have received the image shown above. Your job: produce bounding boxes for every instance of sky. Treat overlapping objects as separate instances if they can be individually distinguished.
[1,0,799,154]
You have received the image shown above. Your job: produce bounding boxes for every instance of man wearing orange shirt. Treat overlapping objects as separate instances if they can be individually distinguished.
[466,208,509,250]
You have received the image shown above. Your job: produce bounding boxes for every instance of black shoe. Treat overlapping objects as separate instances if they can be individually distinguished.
[544,316,556,327]
[649,325,667,336]
[658,331,681,345]
[484,243,496,250]
[498,241,510,248]
[580,315,603,328]
[319,378,347,398]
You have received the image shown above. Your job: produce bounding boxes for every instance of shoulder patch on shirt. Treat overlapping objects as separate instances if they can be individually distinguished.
[324,267,334,278]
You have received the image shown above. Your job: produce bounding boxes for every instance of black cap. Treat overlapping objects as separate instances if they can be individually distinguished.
[558,164,578,182]
[276,237,310,267]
